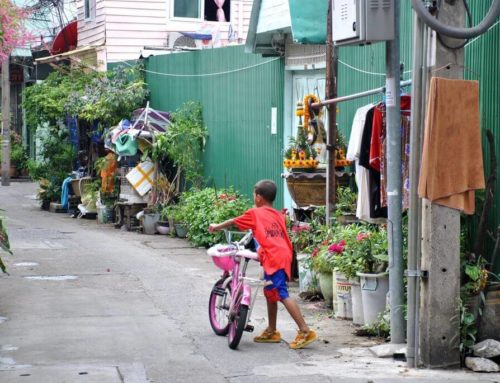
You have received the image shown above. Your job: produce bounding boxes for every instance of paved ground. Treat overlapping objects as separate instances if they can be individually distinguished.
[0,182,499,383]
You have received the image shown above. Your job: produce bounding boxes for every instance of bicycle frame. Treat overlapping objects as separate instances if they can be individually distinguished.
[208,230,265,348]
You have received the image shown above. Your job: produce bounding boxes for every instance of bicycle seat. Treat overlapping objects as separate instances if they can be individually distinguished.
[236,249,259,261]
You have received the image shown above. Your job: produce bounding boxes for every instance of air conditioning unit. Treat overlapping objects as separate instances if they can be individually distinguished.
[166,32,204,50]
[332,0,394,46]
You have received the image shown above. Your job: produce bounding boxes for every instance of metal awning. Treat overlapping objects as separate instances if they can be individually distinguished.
[246,0,327,56]
[289,0,328,44]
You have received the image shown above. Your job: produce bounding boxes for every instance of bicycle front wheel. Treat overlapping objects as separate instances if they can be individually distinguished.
[208,278,231,336]
[228,304,248,350]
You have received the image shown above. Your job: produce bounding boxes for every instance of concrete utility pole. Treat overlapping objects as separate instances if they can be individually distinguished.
[1,57,11,186]
[419,1,465,368]
[385,0,405,344]
[325,0,338,224]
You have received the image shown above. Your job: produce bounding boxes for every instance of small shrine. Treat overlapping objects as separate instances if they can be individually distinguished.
[284,94,351,207]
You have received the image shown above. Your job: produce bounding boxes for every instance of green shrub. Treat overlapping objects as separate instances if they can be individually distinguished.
[174,187,251,247]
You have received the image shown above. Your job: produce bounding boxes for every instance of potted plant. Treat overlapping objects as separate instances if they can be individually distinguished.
[312,247,336,308]
[335,186,358,224]
[156,204,170,235]
[352,226,389,325]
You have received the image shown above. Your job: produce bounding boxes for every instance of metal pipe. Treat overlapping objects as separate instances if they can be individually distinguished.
[407,10,425,368]
[387,0,405,345]
[325,0,338,225]
[1,57,11,186]
[312,80,412,108]
[414,23,431,367]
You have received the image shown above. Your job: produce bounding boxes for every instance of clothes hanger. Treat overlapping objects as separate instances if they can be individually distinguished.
[431,62,480,79]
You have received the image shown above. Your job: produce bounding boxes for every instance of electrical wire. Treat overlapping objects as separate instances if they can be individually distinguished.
[118,57,281,77]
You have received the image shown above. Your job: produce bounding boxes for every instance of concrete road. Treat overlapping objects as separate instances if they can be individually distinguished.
[0,182,498,383]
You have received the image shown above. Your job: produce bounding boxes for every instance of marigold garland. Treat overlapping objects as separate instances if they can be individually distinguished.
[303,94,322,133]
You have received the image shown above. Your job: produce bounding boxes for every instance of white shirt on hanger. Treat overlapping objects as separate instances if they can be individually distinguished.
[347,104,373,222]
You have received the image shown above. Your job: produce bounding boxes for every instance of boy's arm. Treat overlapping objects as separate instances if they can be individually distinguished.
[208,218,235,233]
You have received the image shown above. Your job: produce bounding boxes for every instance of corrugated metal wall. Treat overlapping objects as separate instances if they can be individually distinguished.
[334,1,499,271]
[335,1,413,141]
[145,46,286,207]
[464,1,500,272]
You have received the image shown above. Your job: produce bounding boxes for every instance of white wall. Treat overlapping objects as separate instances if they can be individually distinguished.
[77,0,254,64]
[77,0,106,47]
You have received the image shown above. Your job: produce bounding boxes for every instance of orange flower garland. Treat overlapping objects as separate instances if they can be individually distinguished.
[303,94,322,133]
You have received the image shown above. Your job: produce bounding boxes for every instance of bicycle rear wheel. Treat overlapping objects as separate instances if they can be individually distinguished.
[208,278,231,336]
[228,304,248,350]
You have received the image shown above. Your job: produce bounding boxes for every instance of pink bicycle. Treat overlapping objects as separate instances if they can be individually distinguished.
[207,230,266,349]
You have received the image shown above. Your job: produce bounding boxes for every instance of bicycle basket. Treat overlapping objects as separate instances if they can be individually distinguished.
[207,244,237,271]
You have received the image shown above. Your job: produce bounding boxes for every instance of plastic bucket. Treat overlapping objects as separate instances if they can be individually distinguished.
[334,272,353,319]
[143,213,159,235]
[350,280,364,325]
[357,272,389,325]
[297,253,319,294]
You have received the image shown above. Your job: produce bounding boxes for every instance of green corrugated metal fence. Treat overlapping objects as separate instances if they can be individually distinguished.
[334,1,499,272]
[144,46,285,207]
[465,2,500,272]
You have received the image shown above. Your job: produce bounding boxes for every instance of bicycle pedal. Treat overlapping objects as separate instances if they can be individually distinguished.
[244,324,254,333]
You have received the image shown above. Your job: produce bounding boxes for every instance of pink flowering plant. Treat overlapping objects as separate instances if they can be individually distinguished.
[313,224,388,279]
[0,0,32,63]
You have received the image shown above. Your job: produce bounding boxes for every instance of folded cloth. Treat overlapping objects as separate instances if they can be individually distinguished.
[418,77,485,214]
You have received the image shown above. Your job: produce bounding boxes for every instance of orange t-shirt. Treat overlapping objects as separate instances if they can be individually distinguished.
[234,206,292,280]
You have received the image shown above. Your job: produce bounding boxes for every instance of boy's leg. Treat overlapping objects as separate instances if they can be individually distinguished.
[281,297,308,332]
[267,299,278,332]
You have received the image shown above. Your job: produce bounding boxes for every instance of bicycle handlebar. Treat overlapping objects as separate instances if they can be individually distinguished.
[223,229,253,247]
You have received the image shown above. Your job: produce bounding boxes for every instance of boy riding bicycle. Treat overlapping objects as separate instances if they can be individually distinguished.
[208,179,317,349]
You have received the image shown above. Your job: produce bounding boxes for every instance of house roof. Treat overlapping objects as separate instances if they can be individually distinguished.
[245,0,327,55]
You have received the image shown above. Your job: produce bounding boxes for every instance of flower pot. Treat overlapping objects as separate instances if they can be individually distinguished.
[297,253,319,294]
[174,223,188,238]
[350,279,365,325]
[333,271,353,320]
[9,165,17,178]
[357,271,389,325]
[97,204,114,224]
[143,213,160,235]
[319,271,334,308]
[156,221,170,235]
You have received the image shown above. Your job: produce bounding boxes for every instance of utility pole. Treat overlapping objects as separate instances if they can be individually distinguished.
[1,57,10,186]
[325,0,338,224]
[386,1,405,344]
[419,1,465,368]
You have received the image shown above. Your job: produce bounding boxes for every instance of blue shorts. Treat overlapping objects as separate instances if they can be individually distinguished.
[263,269,289,303]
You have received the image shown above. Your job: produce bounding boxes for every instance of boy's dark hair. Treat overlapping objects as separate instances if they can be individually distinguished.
[254,179,277,203]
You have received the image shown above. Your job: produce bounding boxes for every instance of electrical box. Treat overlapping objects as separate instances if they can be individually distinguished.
[332,0,394,46]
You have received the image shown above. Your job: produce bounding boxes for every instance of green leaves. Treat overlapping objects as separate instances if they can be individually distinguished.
[24,64,148,132]
[170,187,251,247]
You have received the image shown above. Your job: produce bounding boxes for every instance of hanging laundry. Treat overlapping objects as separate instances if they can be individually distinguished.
[418,77,484,215]
[347,103,374,221]
[371,96,412,209]
[359,108,387,219]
